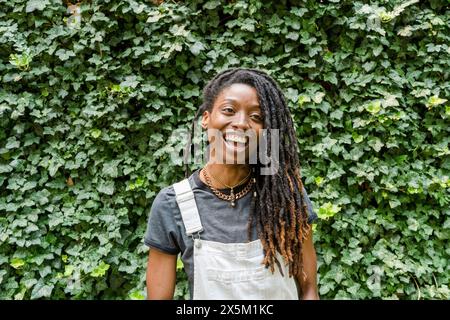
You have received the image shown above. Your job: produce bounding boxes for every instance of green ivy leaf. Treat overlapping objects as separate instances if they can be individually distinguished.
[91,261,110,278]
[26,0,50,13]
[203,1,221,10]
[318,202,341,220]
[97,181,115,195]
[352,132,364,143]
[10,258,25,269]
[5,138,20,150]
[64,265,74,277]
[315,176,324,186]
[102,161,120,178]
[368,138,384,152]
[147,11,163,23]
[366,101,381,114]
[55,49,76,61]
[90,129,102,138]
[176,257,184,271]
[189,42,205,55]
[129,290,145,300]
[389,198,401,209]
[30,280,53,299]
[426,96,447,109]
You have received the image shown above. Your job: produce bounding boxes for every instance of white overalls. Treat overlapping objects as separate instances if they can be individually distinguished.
[173,179,299,300]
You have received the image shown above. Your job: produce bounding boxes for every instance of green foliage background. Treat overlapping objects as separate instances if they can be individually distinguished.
[1,0,449,300]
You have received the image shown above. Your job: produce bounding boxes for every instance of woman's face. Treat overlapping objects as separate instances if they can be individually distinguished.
[201,83,264,164]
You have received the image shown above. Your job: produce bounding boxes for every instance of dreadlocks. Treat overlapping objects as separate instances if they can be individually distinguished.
[185,67,312,280]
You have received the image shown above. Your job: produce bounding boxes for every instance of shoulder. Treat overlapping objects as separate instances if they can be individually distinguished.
[151,175,197,211]
[154,184,176,202]
[148,184,178,221]
[145,183,185,254]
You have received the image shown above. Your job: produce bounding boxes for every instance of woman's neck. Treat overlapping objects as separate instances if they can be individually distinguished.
[201,163,251,189]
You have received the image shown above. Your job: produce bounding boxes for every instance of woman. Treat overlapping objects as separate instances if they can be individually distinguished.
[144,68,319,300]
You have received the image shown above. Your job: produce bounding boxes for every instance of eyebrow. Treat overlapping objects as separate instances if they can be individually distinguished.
[222,98,260,108]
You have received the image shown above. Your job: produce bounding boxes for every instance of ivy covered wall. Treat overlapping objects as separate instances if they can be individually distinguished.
[0,0,448,299]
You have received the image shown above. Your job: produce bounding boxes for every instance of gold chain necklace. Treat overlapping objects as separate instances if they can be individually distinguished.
[201,167,255,207]
[208,166,252,189]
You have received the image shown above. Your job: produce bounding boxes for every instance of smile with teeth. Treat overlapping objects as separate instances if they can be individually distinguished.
[224,134,247,144]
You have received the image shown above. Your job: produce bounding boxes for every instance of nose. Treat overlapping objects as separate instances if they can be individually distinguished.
[231,111,250,130]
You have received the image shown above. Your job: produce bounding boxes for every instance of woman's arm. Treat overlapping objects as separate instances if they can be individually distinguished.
[146,248,177,299]
[295,227,320,300]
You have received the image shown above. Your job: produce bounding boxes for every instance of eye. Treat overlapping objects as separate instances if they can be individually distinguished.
[222,106,234,113]
[250,113,262,121]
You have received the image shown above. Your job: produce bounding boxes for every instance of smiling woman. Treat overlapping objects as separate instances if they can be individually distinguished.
[144,68,319,300]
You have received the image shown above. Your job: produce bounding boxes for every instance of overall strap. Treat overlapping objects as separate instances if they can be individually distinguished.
[173,179,203,236]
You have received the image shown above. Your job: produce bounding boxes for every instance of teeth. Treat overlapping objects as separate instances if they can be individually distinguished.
[225,134,246,144]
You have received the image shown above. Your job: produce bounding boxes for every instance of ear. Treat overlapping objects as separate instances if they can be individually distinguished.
[201,110,209,129]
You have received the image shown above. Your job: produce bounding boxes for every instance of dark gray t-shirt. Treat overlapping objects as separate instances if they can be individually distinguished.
[143,169,318,299]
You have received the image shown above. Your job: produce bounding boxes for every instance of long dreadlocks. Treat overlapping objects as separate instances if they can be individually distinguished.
[184,68,312,280]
